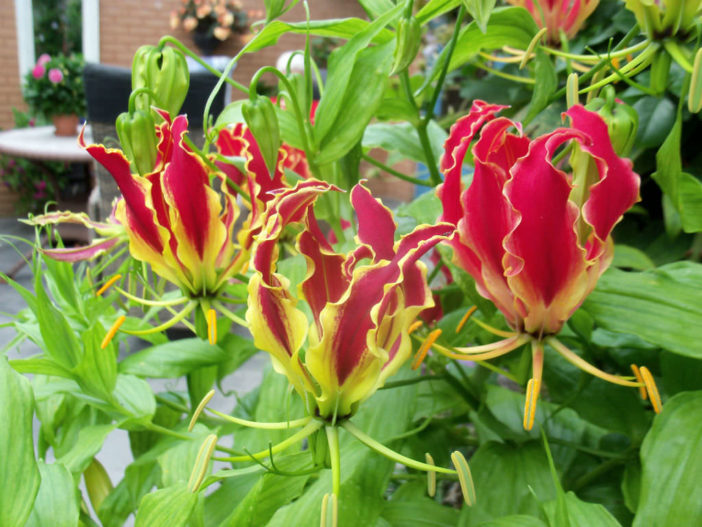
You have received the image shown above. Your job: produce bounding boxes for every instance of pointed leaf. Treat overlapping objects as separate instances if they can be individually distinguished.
[135,483,199,527]
[0,357,40,526]
[25,461,79,527]
[119,338,229,378]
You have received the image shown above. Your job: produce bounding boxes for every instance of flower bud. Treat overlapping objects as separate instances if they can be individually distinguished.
[242,96,281,179]
[115,110,159,175]
[390,16,422,75]
[585,86,638,157]
[132,45,190,118]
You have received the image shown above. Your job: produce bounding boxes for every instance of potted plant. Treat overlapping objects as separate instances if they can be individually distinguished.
[23,53,86,136]
[170,0,248,56]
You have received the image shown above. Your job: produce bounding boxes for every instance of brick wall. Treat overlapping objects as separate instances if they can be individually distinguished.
[0,0,26,130]
[99,0,366,94]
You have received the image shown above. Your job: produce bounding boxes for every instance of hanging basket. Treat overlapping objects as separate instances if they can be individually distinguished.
[52,114,79,136]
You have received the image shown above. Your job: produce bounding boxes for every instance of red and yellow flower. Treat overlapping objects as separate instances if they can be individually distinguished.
[436,100,652,428]
[247,180,451,419]
[507,0,599,44]
[81,112,246,297]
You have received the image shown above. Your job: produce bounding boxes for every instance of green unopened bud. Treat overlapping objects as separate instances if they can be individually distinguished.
[309,428,331,468]
[649,51,672,95]
[585,86,638,157]
[390,17,422,75]
[132,45,190,117]
[689,48,702,113]
[116,109,158,175]
[242,96,281,179]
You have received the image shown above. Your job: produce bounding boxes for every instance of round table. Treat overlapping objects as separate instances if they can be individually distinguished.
[0,124,92,162]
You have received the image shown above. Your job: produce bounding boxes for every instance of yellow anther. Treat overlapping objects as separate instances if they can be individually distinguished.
[411,329,442,370]
[630,364,647,400]
[189,389,216,432]
[408,320,423,335]
[566,73,579,108]
[523,378,541,431]
[187,434,218,493]
[455,306,478,333]
[100,315,126,349]
[611,56,621,70]
[320,493,338,527]
[450,451,476,506]
[96,274,121,296]
[639,366,662,414]
[425,453,437,497]
[207,308,217,345]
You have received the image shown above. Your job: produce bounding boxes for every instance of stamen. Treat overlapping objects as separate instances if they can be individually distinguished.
[523,378,541,431]
[187,434,218,492]
[96,274,121,296]
[408,320,423,335]
[433,334,530,361]
[189,389,216,432]
[471,317,516,338]
[546,337,640,387]
[101,315,126,349]
[639,366,662,414]
[455,306,477,333]
[520,27,547,69]
[630,364,648,400]
[207,308,217,345]
[425,453,437,497]
[451,451,476,506]
[320,493,338,527]
[412,329,442,370]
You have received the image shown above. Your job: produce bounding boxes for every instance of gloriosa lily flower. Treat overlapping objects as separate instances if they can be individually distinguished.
[507,0,599,43]
[81,111,247,298]
[437,100,654,429]
[247,180,451,419]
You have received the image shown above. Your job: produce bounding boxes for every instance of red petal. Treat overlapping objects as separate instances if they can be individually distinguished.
[351,182,396,261]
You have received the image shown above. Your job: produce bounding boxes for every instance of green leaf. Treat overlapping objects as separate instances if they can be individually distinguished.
[425,7,537,90]
[458,441,555,525]
[582,262,702,357]
[542,491,622,527]
[99,462,161,527]
[0,357,40,526]
[25,461,79,527]
[134,483,199,527]
[612,245,655,270]
[219,452,315,526]
[660,351,702,396]
[241,17,394,56]
[119,338,230,378]
[56,423,116,474]
[358,0,397,18]
[416,0,462,24]
[462,0,498,33]
[10,356,74,378]
[316,41,394,165]
[158,425,210,488]
[32,272,82,369]
[476,516,547,527]
[652,102,702,233]
[363,120,447,165]
[74,323,118,400]
[214,99,245,129]
[633,96,675,149]
[114,374,156,425]
[525,49,557,124]
[633,391,702,526]
[382,498,461,526]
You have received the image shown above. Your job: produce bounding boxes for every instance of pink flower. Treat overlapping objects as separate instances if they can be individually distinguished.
[32,63,45,79]
[37,53,51,66]
[507,0,599,44]
[48,68,64,84]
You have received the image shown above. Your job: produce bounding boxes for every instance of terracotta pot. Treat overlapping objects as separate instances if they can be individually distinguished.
[52,114,79,136]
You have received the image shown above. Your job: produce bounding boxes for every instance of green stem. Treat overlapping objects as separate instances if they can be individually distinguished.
[218,419,324,462]
[379,374,446,390]
[128,87,158,114]
[663,39,694,73]
[123,301,196,335]
[114,286,188,307]
[571,456,628,492]
[342,421,455,474]
[476,63,536,84]
[142,422,237,454]
[361,153,432,187]
[326,426,341,497]
[542,39,650,63]
[207,408,311,430]
[579,44,658,95]
[212,300,248,328]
